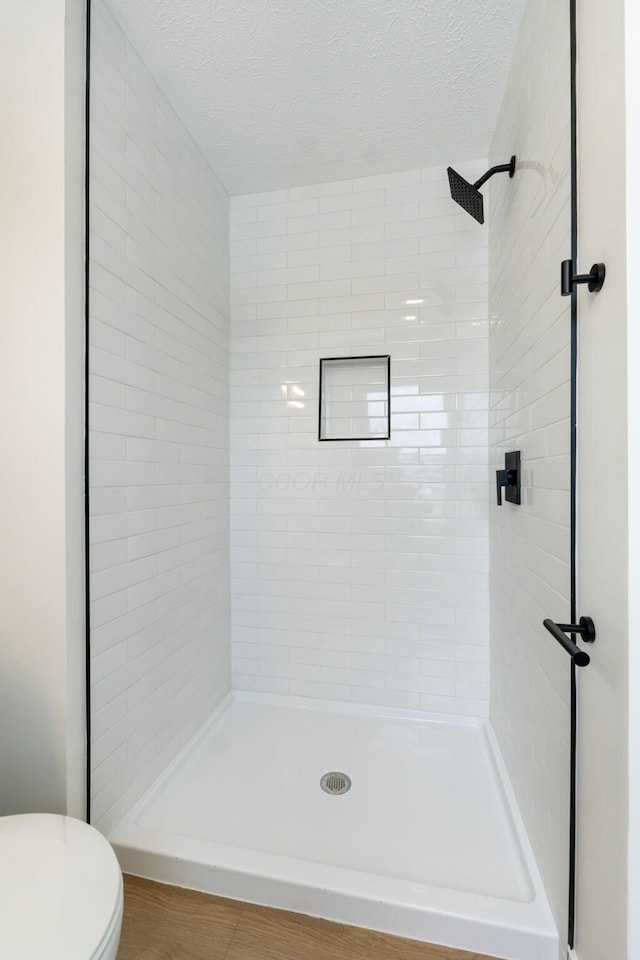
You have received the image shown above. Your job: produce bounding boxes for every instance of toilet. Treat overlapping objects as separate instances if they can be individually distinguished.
[0,813,123,959]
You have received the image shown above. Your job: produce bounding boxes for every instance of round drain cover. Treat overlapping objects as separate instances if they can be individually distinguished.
[320,771,351,795]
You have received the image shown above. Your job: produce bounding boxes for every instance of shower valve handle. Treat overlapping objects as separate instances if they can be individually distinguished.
[496,451,521,506]
[496,469,517,505]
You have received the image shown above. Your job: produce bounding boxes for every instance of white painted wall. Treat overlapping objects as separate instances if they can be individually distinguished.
[488,0,572,947]
[89,0,231,831]
[0,0,86,818]
[575,0,629,957]
[626,3,640,955]
[229,168,491,714]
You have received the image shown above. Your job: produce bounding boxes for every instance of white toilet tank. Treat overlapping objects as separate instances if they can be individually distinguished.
[0,814,123,960]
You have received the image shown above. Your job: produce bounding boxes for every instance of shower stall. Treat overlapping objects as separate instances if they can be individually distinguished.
[85,0,611,958]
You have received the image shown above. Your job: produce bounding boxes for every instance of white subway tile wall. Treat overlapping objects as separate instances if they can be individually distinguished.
[489,0,571,946]
[89,0,230,831]
[230,164,490,714]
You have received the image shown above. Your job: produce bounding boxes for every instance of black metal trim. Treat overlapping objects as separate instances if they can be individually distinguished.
[569,652,578,941]
[84,0,92,825]
[318,355,391,441]
[569,0,578,943]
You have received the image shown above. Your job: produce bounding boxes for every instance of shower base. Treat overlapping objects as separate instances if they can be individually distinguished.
[109,692,557,960]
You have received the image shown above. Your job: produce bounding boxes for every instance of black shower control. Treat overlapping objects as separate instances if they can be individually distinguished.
[496,450,521,506]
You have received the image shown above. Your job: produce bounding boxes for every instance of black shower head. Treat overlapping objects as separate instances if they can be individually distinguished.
[447,156,516,224]
[447,168,485,223]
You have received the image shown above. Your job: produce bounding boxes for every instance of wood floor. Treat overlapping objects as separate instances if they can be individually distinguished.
[117,875,499,960]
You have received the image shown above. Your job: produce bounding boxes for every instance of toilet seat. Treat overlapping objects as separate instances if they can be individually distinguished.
[0,814,123,960]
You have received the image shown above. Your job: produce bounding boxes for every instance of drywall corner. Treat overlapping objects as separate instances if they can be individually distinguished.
[0,0,87,816]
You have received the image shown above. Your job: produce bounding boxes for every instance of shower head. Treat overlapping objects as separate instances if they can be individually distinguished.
[447,168,485,223]
[446,155,516,224]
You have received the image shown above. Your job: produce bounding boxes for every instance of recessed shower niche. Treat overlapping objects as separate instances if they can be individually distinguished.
[318,355,391,441]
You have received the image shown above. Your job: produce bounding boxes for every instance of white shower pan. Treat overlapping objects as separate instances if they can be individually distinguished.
[109,693,557,960]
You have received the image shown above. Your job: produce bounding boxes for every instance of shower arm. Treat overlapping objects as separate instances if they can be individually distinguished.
[473,156,517,190]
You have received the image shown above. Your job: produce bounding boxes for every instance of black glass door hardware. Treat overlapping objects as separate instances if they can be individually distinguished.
[543,617,596,667]
[496,450,521,505]
[560,259,606,296]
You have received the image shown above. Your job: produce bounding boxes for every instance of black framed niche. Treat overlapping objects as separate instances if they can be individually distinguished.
[318,355,391,441]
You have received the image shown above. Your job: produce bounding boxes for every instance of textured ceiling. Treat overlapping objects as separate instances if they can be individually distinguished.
[104,0,526,194]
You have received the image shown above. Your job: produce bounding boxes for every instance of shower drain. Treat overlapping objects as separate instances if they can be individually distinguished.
[320,771,351,795]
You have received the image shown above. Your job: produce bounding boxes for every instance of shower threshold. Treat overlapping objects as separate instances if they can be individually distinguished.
[109,692,557,960]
